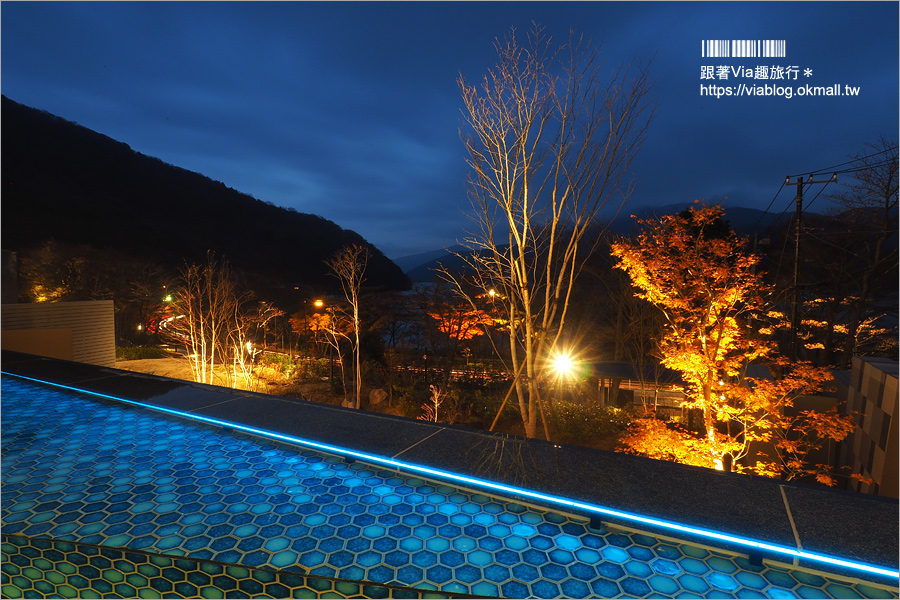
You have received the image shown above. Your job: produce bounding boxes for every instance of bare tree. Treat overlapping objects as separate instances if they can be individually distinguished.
[828,138,898,368]
[318,306,351,402]
[228,300,281,390]
[446,24,654,438]
[165,253,235,385]
[326,245,370,409]
[162,252,277,389]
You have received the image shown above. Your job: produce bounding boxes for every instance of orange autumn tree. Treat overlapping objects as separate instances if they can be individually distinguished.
[427,298,495,342]
[289,311,333,355]
[611,204,854,483]
[420,283,496,389]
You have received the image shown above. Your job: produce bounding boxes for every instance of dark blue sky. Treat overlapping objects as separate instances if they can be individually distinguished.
[2,2,897,259]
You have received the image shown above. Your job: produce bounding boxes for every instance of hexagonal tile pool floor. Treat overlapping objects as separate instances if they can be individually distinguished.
[2,376,898,598]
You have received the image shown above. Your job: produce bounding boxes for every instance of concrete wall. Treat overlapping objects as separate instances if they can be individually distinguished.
[1,300,115,368]
[839,356,899,498]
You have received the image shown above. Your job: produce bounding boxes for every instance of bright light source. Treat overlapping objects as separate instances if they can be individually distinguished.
[314,299,324,308]
[551,352,575,377]
[488,289,496,297]
[164,295,173,302]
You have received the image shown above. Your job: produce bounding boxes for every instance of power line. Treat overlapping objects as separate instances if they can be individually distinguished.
[759,149,897,236]
[810,228,900,236]
[749,179,787,232]
[802,179,833,213]
[768,145,898,359]
[830,158,896,176]
[787,145,898,178]
[804,230,873,261]
[785,174,836,360]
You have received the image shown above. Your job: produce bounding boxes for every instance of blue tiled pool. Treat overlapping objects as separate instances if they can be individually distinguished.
[2,375,897,598]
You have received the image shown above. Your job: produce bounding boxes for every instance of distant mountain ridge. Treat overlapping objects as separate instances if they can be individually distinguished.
[0,96,410,293]
[623,203,791,237]
[399,203,808,282]
[391,245,467,273]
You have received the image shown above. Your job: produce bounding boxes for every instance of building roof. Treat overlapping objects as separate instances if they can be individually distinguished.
[590,361,683,384]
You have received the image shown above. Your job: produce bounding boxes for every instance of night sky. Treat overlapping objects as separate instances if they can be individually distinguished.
[2,2,897,259]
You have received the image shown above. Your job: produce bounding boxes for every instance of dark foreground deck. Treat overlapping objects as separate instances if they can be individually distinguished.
[2,350,897,598]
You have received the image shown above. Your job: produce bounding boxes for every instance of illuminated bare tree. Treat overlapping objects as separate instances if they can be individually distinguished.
[164,253,235,385]
[447,24,654,438]
[162,252,277,389]
[228,300,281,390]
[326,245,370,409]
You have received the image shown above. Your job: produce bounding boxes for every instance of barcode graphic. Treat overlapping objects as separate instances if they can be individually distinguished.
[702,40,786,58]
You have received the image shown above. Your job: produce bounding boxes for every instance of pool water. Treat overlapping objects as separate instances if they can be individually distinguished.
[2,376,896,598]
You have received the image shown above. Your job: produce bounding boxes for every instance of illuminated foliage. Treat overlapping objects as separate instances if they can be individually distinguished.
[618,416,719,469]
[413,283,498,391]
[426,299,495,342]
[827,138,898,367]
[612,204,854,483]
[289,312,332,339]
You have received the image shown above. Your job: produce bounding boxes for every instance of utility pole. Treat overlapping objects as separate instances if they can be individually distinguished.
[785,173,836,361]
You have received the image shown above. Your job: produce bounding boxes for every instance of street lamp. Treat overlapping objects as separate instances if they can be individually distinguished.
[549,350,576,405]
[551,351,575,378]
[315,299,335,385]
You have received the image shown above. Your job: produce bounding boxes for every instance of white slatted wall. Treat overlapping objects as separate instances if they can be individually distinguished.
[1,300,115,367]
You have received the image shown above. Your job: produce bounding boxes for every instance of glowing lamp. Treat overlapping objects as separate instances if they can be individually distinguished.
[551,352,575,378]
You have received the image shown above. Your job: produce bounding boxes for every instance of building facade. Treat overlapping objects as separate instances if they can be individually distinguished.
[838,356,899,498]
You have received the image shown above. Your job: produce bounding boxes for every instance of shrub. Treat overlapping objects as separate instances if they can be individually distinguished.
[391,380,429,418]
[116,346,170,360]
[361,359,388,388]
[257,353,297,381]
[547,401,635,446]
[443,388,519,427]
[258,353,296,380]
[295,358,329,381]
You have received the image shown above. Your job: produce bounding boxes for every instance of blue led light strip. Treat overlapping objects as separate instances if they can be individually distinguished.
[4,372,898,581]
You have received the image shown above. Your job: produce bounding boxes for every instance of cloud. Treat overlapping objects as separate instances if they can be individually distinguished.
[2,1,897,261]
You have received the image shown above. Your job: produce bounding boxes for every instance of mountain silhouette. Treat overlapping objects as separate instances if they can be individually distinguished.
[400,203,804,282]
[1,96,409,293]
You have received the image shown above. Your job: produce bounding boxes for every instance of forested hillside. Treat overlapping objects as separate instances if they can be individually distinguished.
[1,96,409,293]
